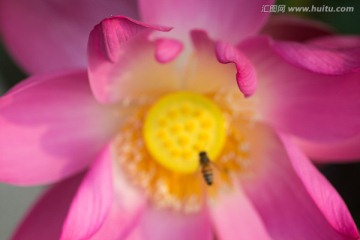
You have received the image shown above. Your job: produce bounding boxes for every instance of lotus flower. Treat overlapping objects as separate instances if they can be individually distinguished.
[1,0,360,239]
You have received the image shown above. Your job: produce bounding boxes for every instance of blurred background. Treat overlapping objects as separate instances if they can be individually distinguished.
[0,0,360,239]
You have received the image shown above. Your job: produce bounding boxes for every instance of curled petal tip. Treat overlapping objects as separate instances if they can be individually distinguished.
[216,42,257,97]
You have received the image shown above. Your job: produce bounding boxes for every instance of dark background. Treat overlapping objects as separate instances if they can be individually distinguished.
[0,0,360,227]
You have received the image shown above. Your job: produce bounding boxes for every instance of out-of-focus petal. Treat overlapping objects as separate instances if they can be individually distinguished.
[139,0,274,44]
[0,0,139,74]
[61,145,113,240]
[260,15,334,41]
[90,160,147,240]
[155,38,183,63]
[239,124,358,240]
[216,41,257,97]
[0,70,117,185]
[308,35,360,49]
[126,207,213,240]
[209,185,271,240]
[272,40,360,75]
[296,136,360,162]
[88,16,183,104]
[241,36,360,143]
[12,173,84,240]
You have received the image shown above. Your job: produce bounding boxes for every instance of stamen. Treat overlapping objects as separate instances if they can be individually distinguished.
[113,90,254,213]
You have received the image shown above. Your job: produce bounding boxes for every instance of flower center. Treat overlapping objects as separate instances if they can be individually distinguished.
[114,88,254,212]
[143,92,227,174]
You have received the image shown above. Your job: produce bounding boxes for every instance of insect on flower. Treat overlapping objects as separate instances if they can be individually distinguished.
[199,151,214,186]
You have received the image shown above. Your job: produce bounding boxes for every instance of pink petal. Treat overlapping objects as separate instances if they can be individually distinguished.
[272,40,360,75]
[216,41,257,97]
[61,145,114,240]
[308,35,360,49]
[0,0,139,74]
[241,36,360,143]
[239,124,358,239]
[139,0,275,44]
[155,38,183,63]
[90,163,147,240]
[127,207,213,240]
[12,173,84,240]
[209,185,271,240]
[260,15,334,41]
[88,16,182,104]
[0,70,117,185]
[296,135,360,162]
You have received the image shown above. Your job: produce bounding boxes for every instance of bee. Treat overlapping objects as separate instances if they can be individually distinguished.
[199,151,213,186]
